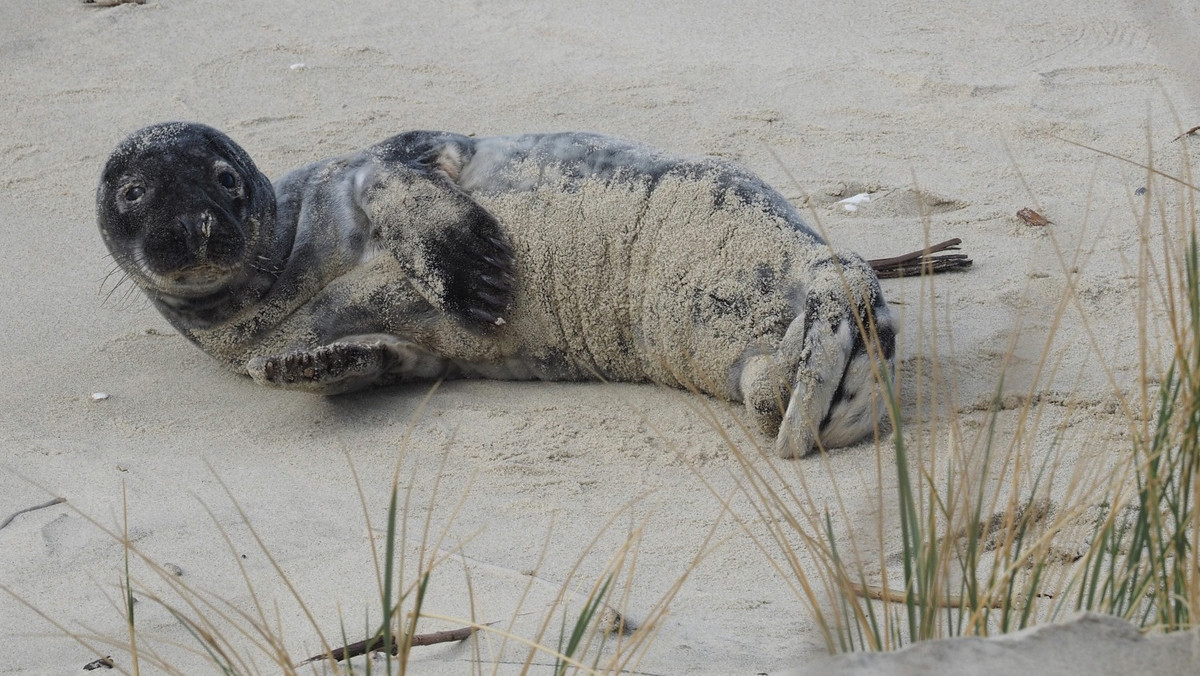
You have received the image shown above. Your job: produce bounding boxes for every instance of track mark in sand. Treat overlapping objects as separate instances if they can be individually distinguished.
[233,115,303,130]
[1037,63,1166,88]
[1023,18,1152,66]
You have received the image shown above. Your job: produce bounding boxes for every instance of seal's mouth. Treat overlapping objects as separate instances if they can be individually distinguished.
[135,251,244,298]
[168,263,235,287]
[132,205,253,293]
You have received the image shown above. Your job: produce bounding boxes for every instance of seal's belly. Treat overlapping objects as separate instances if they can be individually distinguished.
[472,170,814,398]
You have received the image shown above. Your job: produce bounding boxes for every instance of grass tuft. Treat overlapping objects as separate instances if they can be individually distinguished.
[732,132,1200,652]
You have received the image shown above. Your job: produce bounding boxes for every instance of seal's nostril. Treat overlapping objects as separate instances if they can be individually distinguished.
[176,213,214,258]
[177,213,213,236]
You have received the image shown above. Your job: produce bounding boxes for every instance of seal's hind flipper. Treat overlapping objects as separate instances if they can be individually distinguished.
[362,162,515,332]
[767,251,895,458]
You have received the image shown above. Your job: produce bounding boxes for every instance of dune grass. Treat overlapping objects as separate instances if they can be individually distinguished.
[2,394,719,674]
[701,137,1200,653]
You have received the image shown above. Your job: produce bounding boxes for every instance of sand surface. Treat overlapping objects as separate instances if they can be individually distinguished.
[809,614,1200,676]
[2,1,1199,673]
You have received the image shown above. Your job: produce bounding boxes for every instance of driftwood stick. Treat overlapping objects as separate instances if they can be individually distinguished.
[850,582,1004,609]
[872,255,972,279]
[0,497,66,531]
[300,625,478,665]
[868,238,972,278]
[868,237,962,269]
[409,626,477,646]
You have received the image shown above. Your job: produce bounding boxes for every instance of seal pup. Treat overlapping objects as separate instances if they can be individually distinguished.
[97,122,895,457]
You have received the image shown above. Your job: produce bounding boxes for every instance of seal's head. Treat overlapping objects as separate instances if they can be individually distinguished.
[97,122,277,299]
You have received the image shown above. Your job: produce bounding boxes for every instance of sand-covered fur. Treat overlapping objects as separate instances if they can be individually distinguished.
[97,125,893,457]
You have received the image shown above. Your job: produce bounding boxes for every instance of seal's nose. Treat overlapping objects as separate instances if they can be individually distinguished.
[177,212,213,258]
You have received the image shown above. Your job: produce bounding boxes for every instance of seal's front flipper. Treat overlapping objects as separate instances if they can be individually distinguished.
[363,159,515,333]
[246,335,448,394]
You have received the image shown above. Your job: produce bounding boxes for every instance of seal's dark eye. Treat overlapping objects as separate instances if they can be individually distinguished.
[217,170,237,190]
[123,186,145,202]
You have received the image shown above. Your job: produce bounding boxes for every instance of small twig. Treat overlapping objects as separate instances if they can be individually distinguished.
[300,625,478,665]
[0,497,67,531]
[850,582,1004,609]
[868,238,972,278]
[83,655,115,670]
[1172,125,1200,142]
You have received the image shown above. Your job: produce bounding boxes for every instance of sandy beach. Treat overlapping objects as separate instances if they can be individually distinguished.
[3,1,1199,673]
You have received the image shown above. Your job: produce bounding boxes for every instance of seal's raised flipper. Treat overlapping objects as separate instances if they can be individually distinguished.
[246,335,449,394]
[354,132,515,332]
[362,162,515,333]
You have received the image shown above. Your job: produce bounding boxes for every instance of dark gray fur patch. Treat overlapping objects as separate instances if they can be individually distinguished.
[372,130,477,168]
[754,264,776,295]
[463,133,824,248]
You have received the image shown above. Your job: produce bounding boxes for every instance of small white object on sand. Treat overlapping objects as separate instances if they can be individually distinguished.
[91,392,109,401]
[837,192,871,212]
